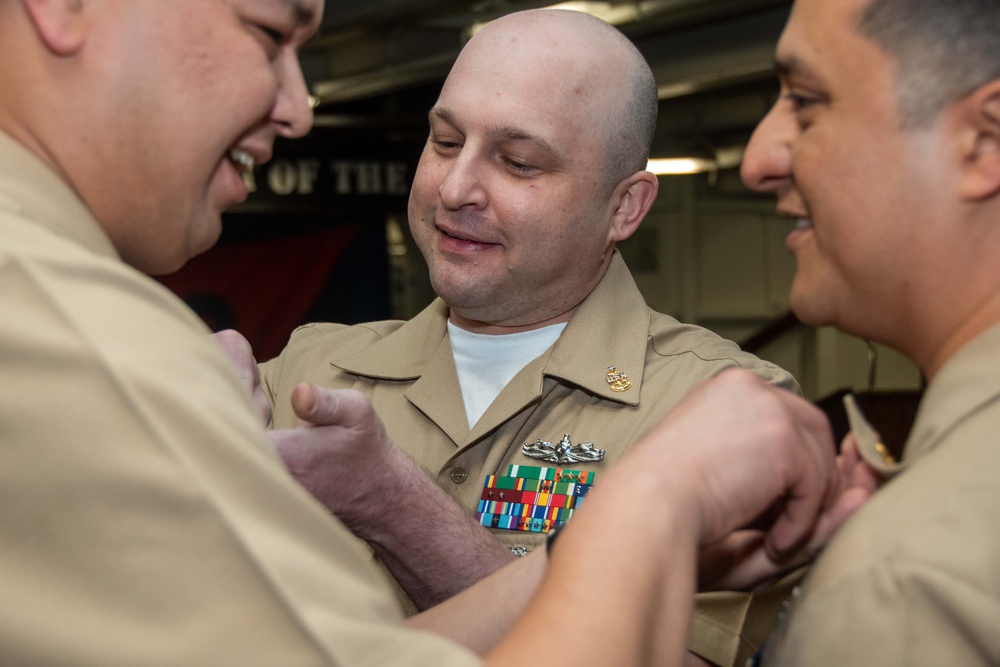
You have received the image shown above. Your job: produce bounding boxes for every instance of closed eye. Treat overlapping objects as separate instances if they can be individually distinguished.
[503,157,539,175]
[252,22,286,57]
[431,136,463,155]
[784,93,818,111]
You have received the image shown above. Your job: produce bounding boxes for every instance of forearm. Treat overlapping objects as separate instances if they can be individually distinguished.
[409,511,712,665]
[406,549,547,653]
[486,465,701,666]
[269,384,519,610]
[352,449,516,610]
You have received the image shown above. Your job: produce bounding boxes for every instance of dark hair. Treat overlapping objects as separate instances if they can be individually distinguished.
[858,0,1000,128]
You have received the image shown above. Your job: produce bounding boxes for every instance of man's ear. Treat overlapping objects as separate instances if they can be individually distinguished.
[608,170,659,243]
[23,0,86,55]
[958,80,1000,201]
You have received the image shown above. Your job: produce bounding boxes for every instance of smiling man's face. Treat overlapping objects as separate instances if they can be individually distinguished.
[740,0,956,344]
[407,12,634,332]
[79,0,322,275]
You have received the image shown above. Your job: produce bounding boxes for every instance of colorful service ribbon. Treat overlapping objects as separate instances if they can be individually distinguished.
[475,464,595,534]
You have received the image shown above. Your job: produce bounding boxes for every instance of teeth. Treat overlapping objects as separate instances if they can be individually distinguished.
[796,218,813,230]
[228,149,255,175]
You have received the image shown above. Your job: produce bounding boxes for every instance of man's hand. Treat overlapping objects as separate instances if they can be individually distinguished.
[629,370,876,590]
[697,433,877,591]
[417,370,877,664]
[489,370,868,667]
[268,385,402,537]
[269,384,515,609]
[211,330,272,426]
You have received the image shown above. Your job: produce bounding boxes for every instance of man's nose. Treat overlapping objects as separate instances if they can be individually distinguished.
[438,150,487,210]
[272,53,314,139]
[741,101,793,194]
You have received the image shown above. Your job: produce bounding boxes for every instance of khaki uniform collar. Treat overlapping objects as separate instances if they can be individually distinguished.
[542,251,649,407]
[334,298,450,380]
[847,322,1000,480]
[843,394,905,479]
[0,132,119,262]
[335,251,648,404]
[904,322,1000,461]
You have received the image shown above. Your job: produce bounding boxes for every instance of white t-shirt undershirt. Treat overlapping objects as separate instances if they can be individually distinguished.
[447,320,567,429]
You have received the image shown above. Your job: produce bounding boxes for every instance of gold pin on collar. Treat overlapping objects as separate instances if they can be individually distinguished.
[843,394,904,479]
[606,366,631,392]
[874,442,896,466]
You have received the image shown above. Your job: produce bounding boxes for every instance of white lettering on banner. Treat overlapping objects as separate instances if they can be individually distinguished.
[331,161,409,196]
[385,162,408,195]
[244,159,411,198]
[267,159,321,195]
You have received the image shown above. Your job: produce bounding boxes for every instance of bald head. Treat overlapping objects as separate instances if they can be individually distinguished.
[457,9,658,190]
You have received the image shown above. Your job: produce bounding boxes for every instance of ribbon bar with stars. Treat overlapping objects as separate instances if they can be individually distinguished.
[475,464,595,534]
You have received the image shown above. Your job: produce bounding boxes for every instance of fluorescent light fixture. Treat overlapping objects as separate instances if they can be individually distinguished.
[646,147,745,176]
[646,158,716,175]
[714,145,745,170]
[545,2,641,25]
[470,1,640,35]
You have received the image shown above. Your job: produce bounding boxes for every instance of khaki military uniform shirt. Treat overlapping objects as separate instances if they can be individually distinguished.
[763,323,1000,666]
[0,132,478,666]
[263,252,800,666]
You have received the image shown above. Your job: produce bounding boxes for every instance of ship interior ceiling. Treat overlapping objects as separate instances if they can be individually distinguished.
[302,0,792,167]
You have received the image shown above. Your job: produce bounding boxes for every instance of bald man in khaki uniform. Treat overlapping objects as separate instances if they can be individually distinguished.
[261,10,797,666]
[736,0,1000,663]
[263,252,797,664]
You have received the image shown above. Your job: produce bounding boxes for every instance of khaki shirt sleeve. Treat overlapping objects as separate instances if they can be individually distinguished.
[689,571,802,667]
[765,563,1000,666]
[0,241,480,666]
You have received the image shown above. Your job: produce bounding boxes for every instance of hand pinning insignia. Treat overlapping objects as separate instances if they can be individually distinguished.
[606,366,631,392]
[521,434,605,464]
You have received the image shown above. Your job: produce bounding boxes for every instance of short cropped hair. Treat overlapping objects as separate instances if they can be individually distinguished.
[858,0,1000,128]
[606,49,658,188]
[582,15,658,189]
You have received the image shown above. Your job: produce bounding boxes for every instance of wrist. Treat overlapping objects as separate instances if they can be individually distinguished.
[610,455,705,551]
[337,447,418,542]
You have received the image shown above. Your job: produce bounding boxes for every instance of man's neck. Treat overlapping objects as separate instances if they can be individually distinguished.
[920,305,1000,381]
[447,308,577,335]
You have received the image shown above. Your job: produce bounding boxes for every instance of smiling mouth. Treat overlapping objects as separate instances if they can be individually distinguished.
[796,218,813,231]
[228,148,256,175]
[440,228,493,245]
[444,229,473,242]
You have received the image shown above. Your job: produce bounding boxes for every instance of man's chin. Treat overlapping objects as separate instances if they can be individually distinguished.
[129,247,189,277]
[139,225,222,277]
[789,285,832,329]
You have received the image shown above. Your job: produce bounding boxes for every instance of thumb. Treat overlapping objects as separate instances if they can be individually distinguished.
[290,383,322,423]
[291,384,374,429]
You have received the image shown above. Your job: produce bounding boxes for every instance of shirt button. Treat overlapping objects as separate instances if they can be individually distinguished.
[449,467,469,484]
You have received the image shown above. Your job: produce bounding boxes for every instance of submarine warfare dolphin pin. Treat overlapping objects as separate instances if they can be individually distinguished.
[521,434,605,464]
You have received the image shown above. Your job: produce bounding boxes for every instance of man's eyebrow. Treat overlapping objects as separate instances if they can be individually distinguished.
[429,106,560,158]
[488,125,558,157]
[428,106,458,127]
[775,55,816,81]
